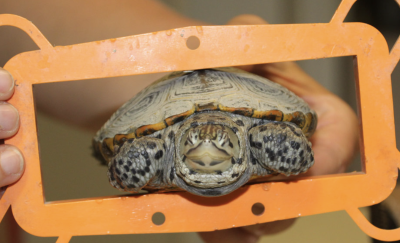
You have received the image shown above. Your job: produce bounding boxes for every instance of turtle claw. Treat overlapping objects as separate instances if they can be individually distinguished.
[248,121,314,175]
[108,137,166,192]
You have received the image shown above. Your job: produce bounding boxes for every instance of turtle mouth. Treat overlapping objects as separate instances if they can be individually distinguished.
[184,150,233,172]
[185,140,231,157]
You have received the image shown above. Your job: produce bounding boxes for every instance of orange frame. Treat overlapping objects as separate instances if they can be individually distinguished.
[1,0,400,242]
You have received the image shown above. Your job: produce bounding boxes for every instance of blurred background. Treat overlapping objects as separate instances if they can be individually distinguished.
[0,0,399,242]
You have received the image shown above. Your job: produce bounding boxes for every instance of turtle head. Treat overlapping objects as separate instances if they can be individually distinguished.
[174,112,249,196]
[182,124,238,173]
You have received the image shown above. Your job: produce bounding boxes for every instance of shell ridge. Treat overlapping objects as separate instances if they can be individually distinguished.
[94,68,316,145]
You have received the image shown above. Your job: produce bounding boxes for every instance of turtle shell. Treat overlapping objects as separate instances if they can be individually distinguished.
[94,67,317,159]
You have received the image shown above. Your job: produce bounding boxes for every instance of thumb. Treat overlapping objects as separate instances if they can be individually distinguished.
[0,145,24,187]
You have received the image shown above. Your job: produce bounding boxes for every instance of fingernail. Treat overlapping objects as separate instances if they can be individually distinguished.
[0,148,23,175]
[0,103,19,132]
[0,70,14,95]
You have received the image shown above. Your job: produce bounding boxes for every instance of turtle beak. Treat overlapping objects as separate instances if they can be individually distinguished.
[203,135,212,145]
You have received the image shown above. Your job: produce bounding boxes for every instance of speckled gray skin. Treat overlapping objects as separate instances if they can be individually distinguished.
[108,111,313,197]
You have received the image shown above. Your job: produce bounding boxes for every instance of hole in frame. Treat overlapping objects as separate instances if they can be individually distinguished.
[152,212,166,225]
[186,36,200,50]
[251,202,265,216]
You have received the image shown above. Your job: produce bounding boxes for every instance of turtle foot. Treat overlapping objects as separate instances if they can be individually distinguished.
[248,121,314,176]
[107,137,166,192]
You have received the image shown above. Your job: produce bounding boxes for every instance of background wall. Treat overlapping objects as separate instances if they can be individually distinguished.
[0,0,399,242]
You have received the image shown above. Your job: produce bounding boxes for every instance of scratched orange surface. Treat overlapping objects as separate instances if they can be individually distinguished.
[0,0,400,242]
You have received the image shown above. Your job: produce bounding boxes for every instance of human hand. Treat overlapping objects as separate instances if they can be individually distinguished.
[198,15,359,243]
[0,68,24,188]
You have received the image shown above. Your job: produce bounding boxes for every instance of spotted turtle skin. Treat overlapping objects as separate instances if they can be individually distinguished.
[93,67,317,197]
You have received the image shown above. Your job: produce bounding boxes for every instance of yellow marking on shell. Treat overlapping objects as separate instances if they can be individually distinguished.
[283,111,305,129]
[284,112,317,138]
[218,104,253,117]
[252,110,283,121]
[195,102,219,112]
[101,137,115,161]
[283,113,293,122]
[303,112,317,138]
[113,133,136,145]
[301,113,311,136]
[135,123,166,138]
[164,105,196,126]
[104,137,114,149]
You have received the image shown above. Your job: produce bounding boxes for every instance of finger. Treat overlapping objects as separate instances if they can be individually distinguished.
[0,102,19,139]
[0,68,15,100]
[0,145,24,187]
[199,227,258,243]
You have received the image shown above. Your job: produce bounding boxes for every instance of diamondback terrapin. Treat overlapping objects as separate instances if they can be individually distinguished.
[93,67,317,197]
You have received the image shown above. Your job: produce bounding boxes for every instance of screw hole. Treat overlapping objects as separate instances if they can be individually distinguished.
[152,212,165,225]
[251,202,265,216]
[186,36,200,50]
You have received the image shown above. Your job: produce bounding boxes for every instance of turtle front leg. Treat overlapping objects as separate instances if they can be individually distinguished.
[108,137,166,192]
[248,122,314,176]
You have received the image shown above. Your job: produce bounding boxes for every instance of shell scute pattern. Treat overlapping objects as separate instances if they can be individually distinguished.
[95,67,316,146]
[171,70,237,97]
